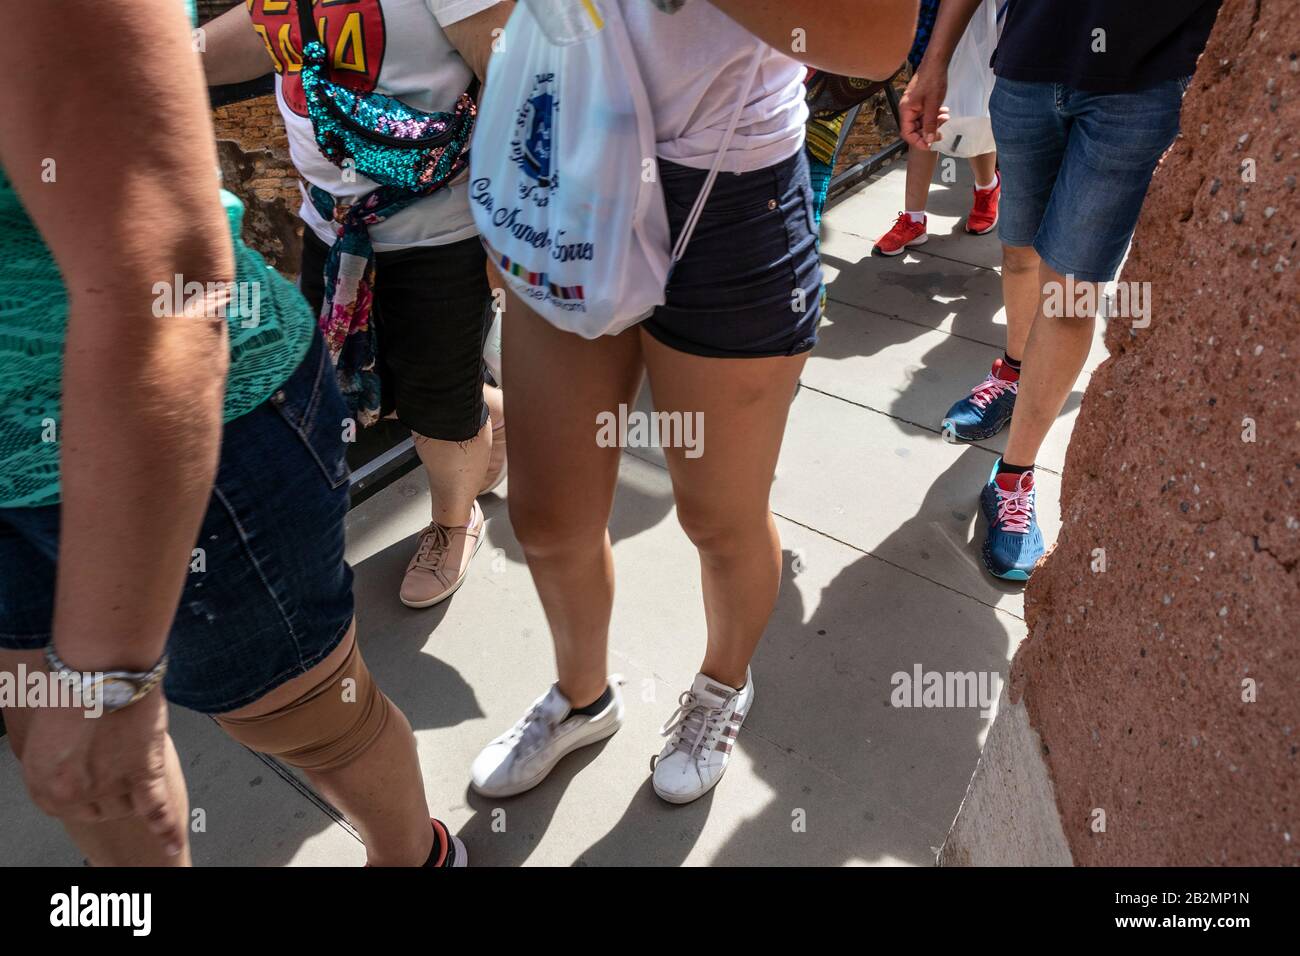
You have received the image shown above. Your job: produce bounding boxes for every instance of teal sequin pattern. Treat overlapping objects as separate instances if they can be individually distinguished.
[298,39,476,193]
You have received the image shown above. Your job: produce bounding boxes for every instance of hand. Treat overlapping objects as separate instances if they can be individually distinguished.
[20,688,186,857]
[898,62,950,151]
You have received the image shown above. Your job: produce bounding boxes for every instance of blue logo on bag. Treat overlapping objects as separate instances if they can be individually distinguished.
[521,95,553,182]
[511,73,558,206]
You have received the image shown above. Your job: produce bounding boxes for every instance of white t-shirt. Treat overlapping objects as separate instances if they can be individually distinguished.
[621,0,808,174]
[250,0,498,250]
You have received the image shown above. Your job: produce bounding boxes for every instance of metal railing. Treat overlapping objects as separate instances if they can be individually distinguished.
[826,83,908,203]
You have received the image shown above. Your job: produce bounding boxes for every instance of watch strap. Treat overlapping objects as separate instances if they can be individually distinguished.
[43,645,169,711]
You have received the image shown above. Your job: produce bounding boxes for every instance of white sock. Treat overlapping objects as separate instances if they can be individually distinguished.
[974,171,999,192]
[904,210,926,224]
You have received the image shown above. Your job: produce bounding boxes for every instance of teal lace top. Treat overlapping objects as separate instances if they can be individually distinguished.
[0,0,314,508]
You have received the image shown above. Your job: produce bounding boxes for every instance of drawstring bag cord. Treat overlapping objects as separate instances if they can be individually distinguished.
[669,46,767,268]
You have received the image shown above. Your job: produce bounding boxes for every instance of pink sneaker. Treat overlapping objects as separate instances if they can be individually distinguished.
[399,500,485,608]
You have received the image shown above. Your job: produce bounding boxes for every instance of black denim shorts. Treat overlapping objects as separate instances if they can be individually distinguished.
[643,148,823,358]
[300,230,492,441]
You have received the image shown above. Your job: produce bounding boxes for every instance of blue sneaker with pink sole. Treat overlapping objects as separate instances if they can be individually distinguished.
[980,458,1045,581]
[942,358,1019,442]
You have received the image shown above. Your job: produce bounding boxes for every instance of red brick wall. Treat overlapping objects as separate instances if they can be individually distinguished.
[212,97,300,207]
[200,1,303,274]
[833,71,908,177]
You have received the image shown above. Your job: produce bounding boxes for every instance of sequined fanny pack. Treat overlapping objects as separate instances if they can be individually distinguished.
[295,0,477,195]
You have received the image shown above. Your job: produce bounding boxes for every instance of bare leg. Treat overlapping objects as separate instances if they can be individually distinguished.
[479,382,506,493]
[1001,243,1042,362]
[905,147,940,212]
[640,332,808,688]
[499,281,643,708]
[968,151,998,186]
[217,622,434,867]
[483,382,504,431]
[416,422,490,528]
[1002,261,1096,467]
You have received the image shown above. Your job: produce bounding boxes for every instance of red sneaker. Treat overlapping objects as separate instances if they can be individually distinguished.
[966,175,1001,235]
[873,212,928,256]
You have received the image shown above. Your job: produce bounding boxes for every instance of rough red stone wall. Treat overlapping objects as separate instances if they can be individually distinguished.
[1012,0,1298,865]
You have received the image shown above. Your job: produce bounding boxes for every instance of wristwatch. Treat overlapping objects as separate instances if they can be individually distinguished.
[43,645,169,714]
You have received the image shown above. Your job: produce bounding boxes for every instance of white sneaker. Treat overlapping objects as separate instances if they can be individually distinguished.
[470,680,624,798]
[652,669,753,805]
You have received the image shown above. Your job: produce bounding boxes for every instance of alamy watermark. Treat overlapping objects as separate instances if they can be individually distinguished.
[890,664,1003,718]
[1043,275,1152,328]
[152,274,262,328]
[596,404,704,459]
[50,886,151,936]
[0,664,104,718]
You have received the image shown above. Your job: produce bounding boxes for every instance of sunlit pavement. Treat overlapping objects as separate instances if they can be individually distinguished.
[1,162,1108,866]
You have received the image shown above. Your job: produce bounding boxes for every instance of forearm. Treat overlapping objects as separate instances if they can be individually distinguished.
[0,0,240,674]
[199,3,273,86]
[915,0,982,72]
[707,0,917,79]
[55,310,229,673]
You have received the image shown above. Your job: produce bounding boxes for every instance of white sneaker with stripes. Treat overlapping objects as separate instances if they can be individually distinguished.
[652,669,753,805]
[470,680,624,798]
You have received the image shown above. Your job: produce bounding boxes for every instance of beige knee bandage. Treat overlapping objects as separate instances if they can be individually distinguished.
[214,640,389,773]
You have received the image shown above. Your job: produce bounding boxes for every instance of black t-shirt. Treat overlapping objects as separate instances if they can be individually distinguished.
[992,0,1223,92]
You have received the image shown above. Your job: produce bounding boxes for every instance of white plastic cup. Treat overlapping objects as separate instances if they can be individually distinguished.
[520,0,606,45]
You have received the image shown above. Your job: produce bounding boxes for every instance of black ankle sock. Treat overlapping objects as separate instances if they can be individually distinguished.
[1001,352,1022,372]
[568,684,613,720]
[997,459,1034,476]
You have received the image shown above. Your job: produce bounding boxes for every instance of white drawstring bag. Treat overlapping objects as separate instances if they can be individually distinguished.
[932,0,1001,158]
[470,0,762,338]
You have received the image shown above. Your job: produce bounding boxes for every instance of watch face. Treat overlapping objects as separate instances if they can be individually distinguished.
[90,676,141,712]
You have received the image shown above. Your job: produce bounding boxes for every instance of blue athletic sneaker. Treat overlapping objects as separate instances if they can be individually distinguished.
[979,458,1045,581]
[942,359,1018,442]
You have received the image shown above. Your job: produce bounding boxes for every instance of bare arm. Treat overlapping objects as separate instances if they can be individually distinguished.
[897,0,983,148]
[199,1,275,86]
[443,2,516,84]
[707,0,917,79]
[0,0,232,674]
